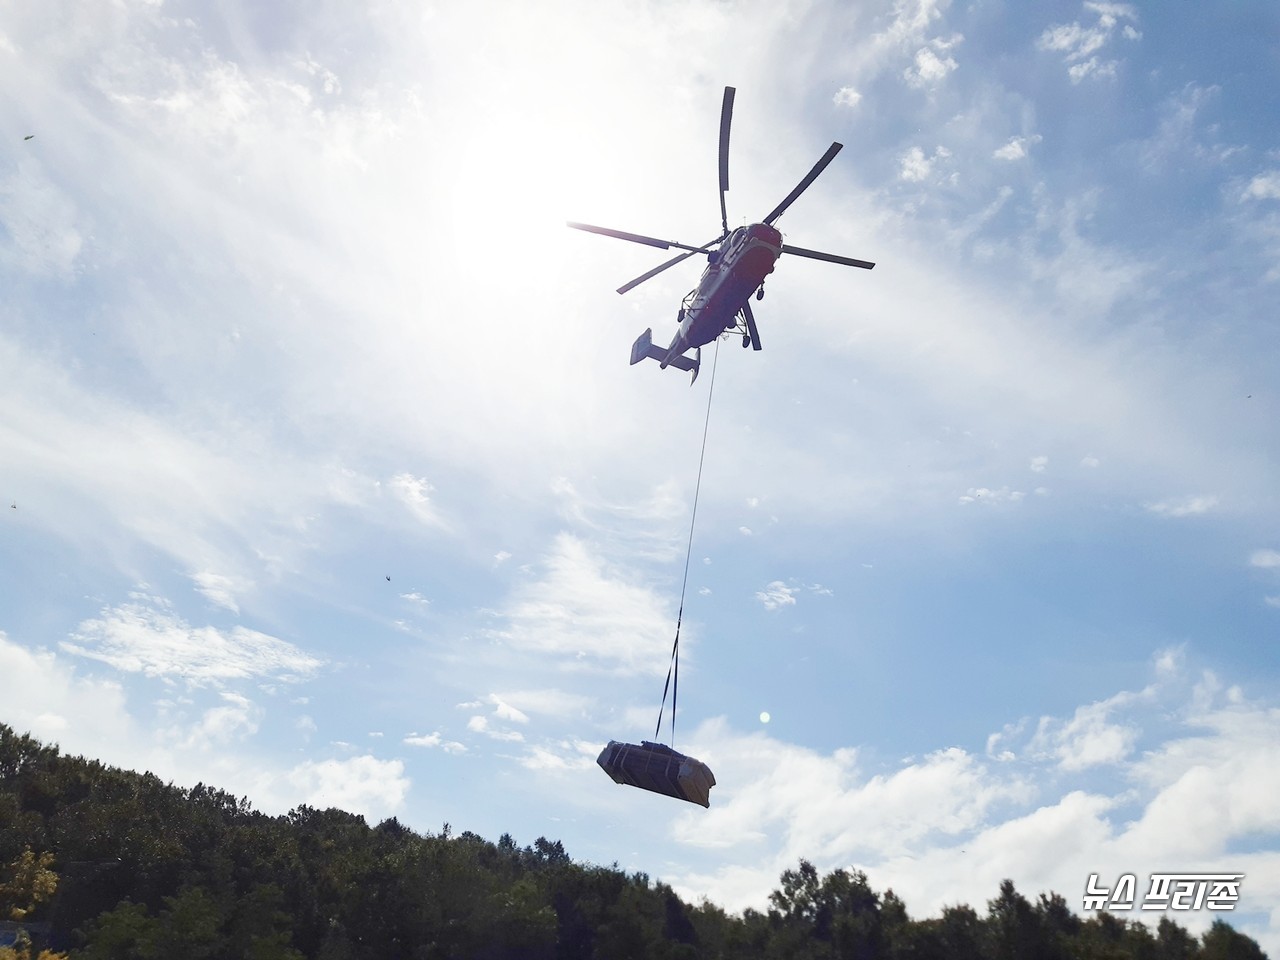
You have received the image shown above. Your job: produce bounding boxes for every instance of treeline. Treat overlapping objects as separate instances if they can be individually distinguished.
[0,723,1267,959]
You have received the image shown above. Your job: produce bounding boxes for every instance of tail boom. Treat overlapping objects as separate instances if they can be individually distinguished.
[629,328,700,383]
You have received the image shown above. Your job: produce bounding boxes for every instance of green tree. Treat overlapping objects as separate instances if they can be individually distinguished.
[937,904,986,960]
[1156,916,1200,960]
[1200,919,1266,960]
[987,878,1044,960]
[0,849,58,921]
[74,900,159,960]
[0,929,69,960]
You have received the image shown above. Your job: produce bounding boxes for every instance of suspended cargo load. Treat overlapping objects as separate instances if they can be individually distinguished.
[597,740,716,807]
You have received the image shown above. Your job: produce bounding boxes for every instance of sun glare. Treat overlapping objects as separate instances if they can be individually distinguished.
[440,108,608,293]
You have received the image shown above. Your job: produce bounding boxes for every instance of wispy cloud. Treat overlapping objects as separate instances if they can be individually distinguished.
[1249,549,1280,569]
[487,533,675,674]
[61,597,323,685]
[467,714,524,742]
[1037,2,1140,83]
[389,473,443,528]
[0,162,86,279]
[486,688,594,719]
[163,692,262,750]
[190,571,252,613]
[404,731,467,753]
[958,486,1025,505]
[518,739,600,773]
[755,581,798,611]
[994,135,1042,161]
[1144,495,1218,517]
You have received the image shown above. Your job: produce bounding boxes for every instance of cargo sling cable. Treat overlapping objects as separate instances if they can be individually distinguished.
[595,340,721,807]
[654,338,721,749]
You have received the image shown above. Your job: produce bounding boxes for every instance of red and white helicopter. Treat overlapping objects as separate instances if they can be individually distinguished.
[569,86,875,382]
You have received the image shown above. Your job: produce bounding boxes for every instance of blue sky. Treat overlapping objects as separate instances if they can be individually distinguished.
[3,0,1279,950]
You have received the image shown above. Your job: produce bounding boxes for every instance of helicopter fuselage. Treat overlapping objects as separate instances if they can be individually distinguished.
[575,85,874,382]
[660,222,781,364]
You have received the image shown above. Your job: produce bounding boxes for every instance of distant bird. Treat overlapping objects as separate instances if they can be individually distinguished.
[386,575,391,581]
[23,135,33,141]
[9,502,14,509]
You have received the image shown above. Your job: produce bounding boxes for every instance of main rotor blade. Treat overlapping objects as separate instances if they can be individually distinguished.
[616,250,697,295]
[615,234,723,294]
[719,86,735,236]
[566,222,711,254]
[762,142,843,226]
[742,300,762,351]
[781,243,876,270]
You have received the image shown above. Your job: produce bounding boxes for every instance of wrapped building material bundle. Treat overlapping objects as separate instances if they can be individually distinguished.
[596,740,716,807]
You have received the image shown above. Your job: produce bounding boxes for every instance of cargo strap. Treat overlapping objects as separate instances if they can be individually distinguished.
[655,338,720,747]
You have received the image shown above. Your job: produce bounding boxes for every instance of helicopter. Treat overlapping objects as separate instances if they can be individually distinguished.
[568,86,875,383]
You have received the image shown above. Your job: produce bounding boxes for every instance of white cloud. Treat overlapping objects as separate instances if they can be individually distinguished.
[1069,57,1118,83]
[399,591,430,606]
[1029,455,1048,472]
[833,86,862,108]
[0,631,134,758]
[403,731,466,753]
[668,655,1279,949]
[487,533,674,674]
[467,714,524,742]
[276,755,410,822]
[0,631,407,825]
[1027,695,1142,771]
[165,692,262,750]
[900,146,929,182]
[673,722,1027,863]
[1250,549,1280,569]
[190,570,251,613]
[1144,495,1218,517]
[904,40,960,88]
[958,486,1025,505]
[1037,2,1139,83]
[994,135,1042,161]
[868,0,953,57]
[755,581,797,611]
[486,688,593,719]
[899,145,952,182]
[490,696,530,724]
[389,472,442,527]
[61,599,323,685]
[1242,172,1280,201]
[519,739,600,772]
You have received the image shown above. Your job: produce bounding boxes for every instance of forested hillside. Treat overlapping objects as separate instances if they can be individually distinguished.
[0,723,1266,959]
